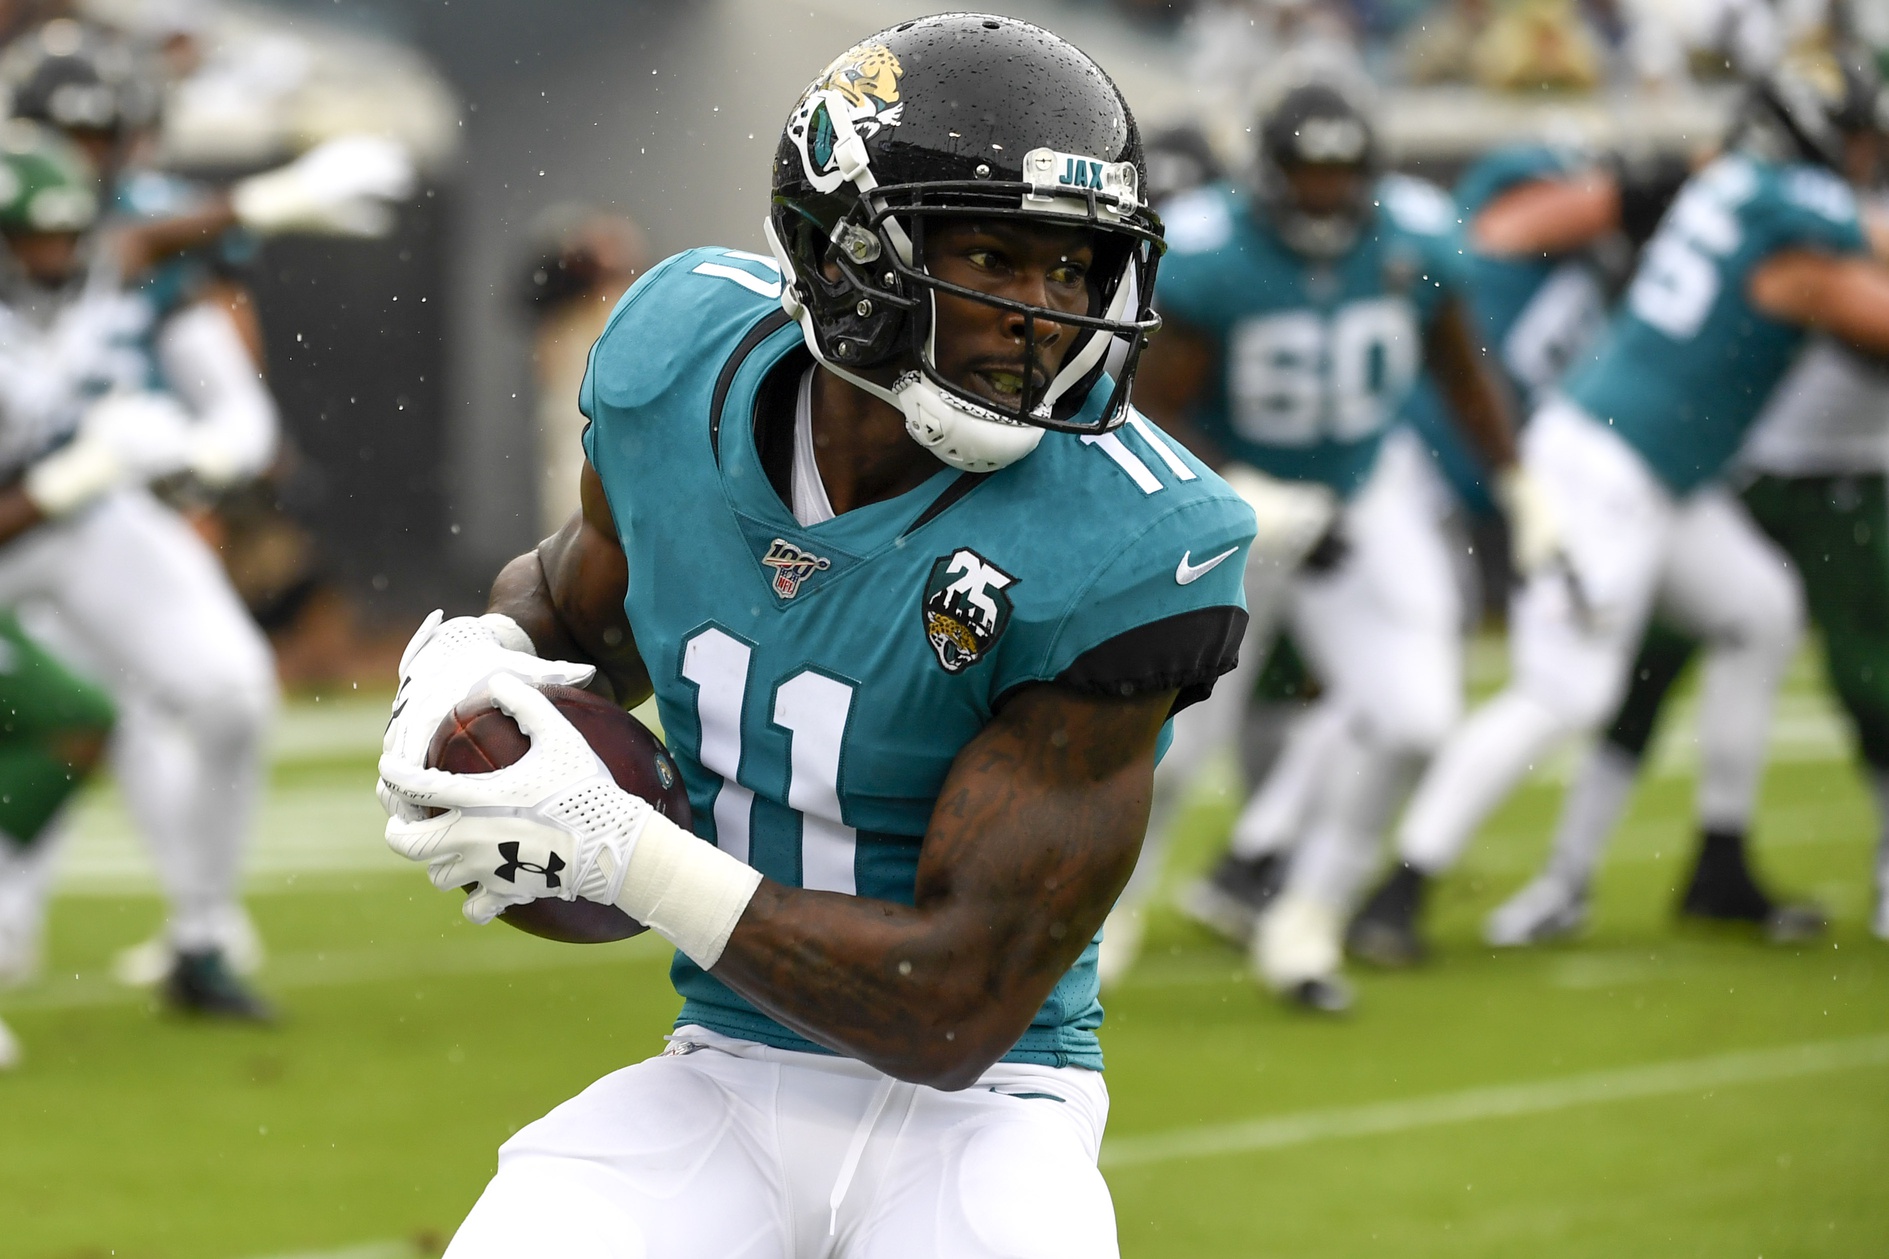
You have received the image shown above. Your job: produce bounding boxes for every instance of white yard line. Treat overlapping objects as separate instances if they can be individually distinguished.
[1100,1033,1889,1169]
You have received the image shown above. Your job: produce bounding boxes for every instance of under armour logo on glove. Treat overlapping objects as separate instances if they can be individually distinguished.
[493,841,565,889]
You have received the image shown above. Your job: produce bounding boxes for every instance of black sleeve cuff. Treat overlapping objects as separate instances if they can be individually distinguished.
[1027,605,1249,717]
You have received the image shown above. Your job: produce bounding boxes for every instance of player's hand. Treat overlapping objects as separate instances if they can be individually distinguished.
[1496,466,1562,577]
[1218,462,1338,565]
[231,135,417,238]
[378,610,596,822]
[23,392,195,516]
[380,674,654,923]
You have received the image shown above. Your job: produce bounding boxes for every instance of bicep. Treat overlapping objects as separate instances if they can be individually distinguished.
[913,684,1172,964]
[1749,251,1889,356]
[502,459,650,703]
[1471,176,1619,256]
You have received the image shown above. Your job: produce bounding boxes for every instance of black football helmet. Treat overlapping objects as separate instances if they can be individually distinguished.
[1144,123,1223,204]
[1255,79,1378,259]
[1733,47,1882,170]
[766,13,1164,472]
[0,19,161,138]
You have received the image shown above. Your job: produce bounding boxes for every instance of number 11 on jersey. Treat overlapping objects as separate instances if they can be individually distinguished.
[681,626,860,894]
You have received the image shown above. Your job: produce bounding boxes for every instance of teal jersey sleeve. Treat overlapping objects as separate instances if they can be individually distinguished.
[1445,145,1612,406]
[1567,155,1868,494]
[1454,144,1575,218]
[984,425,1255,703]
[1151,184,1250,336]
[1377,172,1471,315]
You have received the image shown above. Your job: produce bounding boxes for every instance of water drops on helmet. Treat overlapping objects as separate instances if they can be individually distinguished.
[764,13,1166,473]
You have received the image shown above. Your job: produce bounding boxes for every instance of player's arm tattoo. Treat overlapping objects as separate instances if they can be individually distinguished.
[711,682,1173,1090]
[487,461,653,707]
[1424,297,1519,470]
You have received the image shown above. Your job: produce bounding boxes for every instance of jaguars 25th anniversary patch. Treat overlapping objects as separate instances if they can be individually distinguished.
[922,549,1016,673]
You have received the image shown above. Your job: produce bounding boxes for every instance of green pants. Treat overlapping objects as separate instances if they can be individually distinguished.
[0,614,115,847]
[1606,473,1889,772]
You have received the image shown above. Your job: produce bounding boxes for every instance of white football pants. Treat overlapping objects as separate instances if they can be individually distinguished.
[1534,481,1802,886]
[0,488,276,951]
[1398,400,1799,875]
[1124,431,1463,912]
[446,1027,1117,1259]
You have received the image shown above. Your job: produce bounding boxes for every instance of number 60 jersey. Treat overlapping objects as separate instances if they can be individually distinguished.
[1152,176,1469,497]
[580,248,1255,1069]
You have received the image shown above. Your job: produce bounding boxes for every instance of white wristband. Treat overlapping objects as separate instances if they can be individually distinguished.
[614,810,763,969]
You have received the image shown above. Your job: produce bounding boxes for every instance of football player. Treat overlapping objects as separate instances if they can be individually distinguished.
[1350,135,1812,962]
[376,16,1254,1255]
[1123,77,1540,1009]
[1492,321,1889,945]
[0,121,281,1017]
[1352,51,1889,962]
[0,18,412,997]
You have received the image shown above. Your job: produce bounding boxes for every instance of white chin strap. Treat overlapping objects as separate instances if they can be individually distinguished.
[764,215,1045,474]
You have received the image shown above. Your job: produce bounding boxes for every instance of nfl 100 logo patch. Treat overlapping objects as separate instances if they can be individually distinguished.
[922,548,1017,673]
[761,538,831,599]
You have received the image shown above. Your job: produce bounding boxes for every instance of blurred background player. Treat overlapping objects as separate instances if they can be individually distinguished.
[1493,318,1889,947]
[0,16,413,1005]
[515,204,647,537]
[0,117,280,1016]
[1124,74,1542,1010]
[1350,131,1814,963]
[1349,49,1889,968]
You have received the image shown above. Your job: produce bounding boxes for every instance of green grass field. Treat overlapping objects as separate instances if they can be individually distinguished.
[3,653,1886,1259]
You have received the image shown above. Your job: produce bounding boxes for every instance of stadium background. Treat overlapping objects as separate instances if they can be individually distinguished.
[1,0,1885,1255]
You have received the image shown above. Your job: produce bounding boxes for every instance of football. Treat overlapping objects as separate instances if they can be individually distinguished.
[426,683,692,943]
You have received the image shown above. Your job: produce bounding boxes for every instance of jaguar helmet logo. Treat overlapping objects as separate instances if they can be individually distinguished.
[922,549,1017,674]
[789,41,905,192]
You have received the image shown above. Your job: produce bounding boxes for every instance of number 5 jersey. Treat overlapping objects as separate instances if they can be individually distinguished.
[1565,152,1869,495]
[580,247,1256,1069]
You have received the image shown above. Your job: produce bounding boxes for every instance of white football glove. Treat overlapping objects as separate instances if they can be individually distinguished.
[1218,462,1338,565]
[378,610,596,822]
[1496,465,1563,578]
[23,392,195,517]
[186,429,252,489]
[381,674,656,924]
[231,135,417,238]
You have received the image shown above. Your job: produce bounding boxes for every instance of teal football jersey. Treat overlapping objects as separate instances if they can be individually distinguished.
[1154,176,1468,497]
[1566,153,1868,494]
[581,247,1255,1070]
[1455,145,1610,403]
[1402,148,1612,518]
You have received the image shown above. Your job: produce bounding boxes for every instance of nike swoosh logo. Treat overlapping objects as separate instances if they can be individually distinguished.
[1175,546,1238,585]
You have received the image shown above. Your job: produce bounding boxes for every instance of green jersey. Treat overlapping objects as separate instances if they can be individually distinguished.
[1154,176,1468,496]
[582,248,1255,1069]
[1565,153,1868,494]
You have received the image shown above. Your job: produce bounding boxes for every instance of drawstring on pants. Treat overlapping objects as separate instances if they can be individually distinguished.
[829,1074,901,1236]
